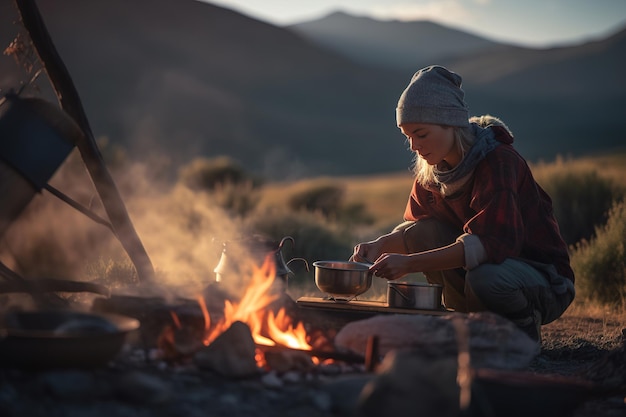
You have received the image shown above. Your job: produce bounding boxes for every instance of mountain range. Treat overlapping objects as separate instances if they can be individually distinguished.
[1,1,624,180]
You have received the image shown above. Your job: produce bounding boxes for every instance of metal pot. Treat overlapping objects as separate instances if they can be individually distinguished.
[387,281,443,310]
[313,261,373,300]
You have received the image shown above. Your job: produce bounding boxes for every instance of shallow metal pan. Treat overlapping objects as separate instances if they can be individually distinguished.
[0,310,140,369]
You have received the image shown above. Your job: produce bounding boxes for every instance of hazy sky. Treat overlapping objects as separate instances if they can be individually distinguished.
[202,0,626,47]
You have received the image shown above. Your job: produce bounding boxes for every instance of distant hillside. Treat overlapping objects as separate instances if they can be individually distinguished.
[442,27,626,157]
[288,11,507,70]
[290,12,626,162]
[0,0,407,179]
[1,2,624,180]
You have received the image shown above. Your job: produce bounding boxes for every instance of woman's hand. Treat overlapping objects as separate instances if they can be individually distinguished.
[369,253,415,281]
[351,240,385,264]
[350,229,407,263]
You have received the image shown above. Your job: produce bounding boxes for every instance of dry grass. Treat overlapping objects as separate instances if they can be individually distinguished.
[261,152,626,235]
[531,153,626,190]
[564,299,626,321]
[259,172,413,229]
[339,171,414,227]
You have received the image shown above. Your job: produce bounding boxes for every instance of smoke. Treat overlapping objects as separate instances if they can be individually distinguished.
[0,148,250,300]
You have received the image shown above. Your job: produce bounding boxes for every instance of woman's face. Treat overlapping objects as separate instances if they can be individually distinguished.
[399,123,461,167]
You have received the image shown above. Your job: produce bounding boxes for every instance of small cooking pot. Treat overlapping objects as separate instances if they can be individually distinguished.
[313,260,373,300]
[387,281,443,310]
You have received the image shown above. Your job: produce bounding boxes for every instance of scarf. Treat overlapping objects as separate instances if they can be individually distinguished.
[433,123,500,186]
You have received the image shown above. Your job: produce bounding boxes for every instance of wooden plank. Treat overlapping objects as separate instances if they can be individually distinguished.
[296,296,450,315]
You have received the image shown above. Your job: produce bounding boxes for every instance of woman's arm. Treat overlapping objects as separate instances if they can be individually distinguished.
[351,228,408,263]
[370,240,465,280]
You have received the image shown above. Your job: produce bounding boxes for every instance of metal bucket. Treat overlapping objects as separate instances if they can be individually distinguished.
[387,281,443,310]
[0,94,78,237]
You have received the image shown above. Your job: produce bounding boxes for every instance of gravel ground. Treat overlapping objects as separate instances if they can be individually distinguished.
[0,310,624,417]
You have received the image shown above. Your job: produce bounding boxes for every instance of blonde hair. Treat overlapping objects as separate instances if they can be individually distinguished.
[411,125,475,186]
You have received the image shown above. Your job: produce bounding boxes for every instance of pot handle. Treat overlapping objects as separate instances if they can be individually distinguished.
[278,236,294,250]
[389,284,412,302]
[286,257,310,272]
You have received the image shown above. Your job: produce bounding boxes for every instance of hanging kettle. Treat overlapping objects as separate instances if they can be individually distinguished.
[213,235,308,284]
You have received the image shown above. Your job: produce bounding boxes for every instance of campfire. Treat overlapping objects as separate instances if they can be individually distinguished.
[155,254,340,374]
[201,255,310,351]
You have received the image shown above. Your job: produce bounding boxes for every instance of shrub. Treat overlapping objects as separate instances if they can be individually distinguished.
[209,181,260,218]
[286,181,374,226]
[178,156,262,217]
[287,182,345,218]
[571,200,626,306]
[178,156,259,191]
[539,170,615,245]
[245,208,353,263]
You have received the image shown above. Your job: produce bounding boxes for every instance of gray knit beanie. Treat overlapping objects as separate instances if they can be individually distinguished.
[396,65,469,127]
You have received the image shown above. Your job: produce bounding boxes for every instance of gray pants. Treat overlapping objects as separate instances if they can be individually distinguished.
[396,219,575,324]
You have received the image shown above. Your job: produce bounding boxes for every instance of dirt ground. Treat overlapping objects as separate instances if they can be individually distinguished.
[529,307,626,417]
[0,303,624,417]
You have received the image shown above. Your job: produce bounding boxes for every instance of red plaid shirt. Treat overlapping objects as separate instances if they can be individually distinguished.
[404,126,574,282]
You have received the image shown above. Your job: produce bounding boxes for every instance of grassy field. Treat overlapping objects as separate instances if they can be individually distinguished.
[260,151,626,235]
[259,171,414,233]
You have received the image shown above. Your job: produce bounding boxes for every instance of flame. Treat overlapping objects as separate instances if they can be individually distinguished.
[266,309,311,350]
[169,310,181,329]
[202,255,313,356]
[196,294,211,330]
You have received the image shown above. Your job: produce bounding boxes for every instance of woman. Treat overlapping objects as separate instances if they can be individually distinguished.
[351,65,575,343]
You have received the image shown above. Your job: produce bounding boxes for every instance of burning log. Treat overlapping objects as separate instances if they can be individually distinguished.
[262,346,316,373]
[258,343,366,366]
[157,312,204,362]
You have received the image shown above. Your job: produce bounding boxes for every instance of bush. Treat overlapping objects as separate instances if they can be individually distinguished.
[571,200,626,306]
[178,156,262,217]
[286,181,374,226]
[540,170,615,245]
[245,208,353,263]
[287,182,345,218]
[178,156,259,191]
[209,181,260,218]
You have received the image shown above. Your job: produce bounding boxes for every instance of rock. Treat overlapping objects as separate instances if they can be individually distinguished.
[357,350,460,417]
[320,374,374,415]
[38,370,99,400]
[308,389,333,412]
[193,321,259,378]
[334,312,540,370]
[116,371,172,405]
[260,371,284,387]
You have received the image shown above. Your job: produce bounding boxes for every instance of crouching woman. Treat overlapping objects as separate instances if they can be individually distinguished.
[352,65,575,343]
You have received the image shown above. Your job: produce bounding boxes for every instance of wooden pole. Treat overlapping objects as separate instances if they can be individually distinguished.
[13,0,155,283]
